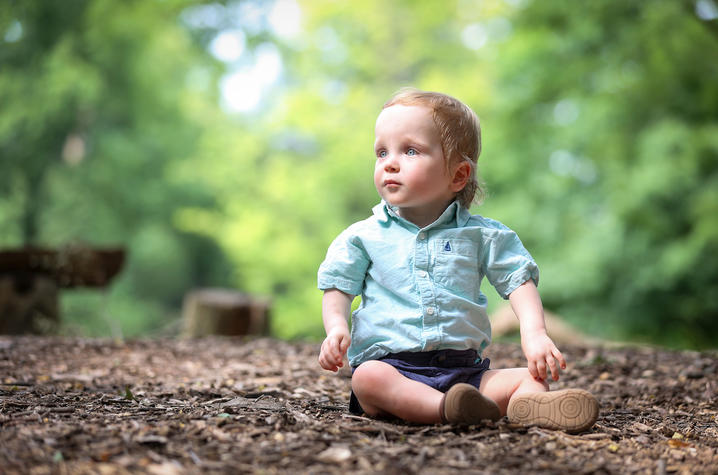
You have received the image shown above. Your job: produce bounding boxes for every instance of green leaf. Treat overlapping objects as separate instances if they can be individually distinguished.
[124,386,135,401]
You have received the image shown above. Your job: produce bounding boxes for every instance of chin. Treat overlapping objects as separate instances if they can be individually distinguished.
[383,198,405,207]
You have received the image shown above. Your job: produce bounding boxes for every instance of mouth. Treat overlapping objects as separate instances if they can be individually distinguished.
[383,180,401,187]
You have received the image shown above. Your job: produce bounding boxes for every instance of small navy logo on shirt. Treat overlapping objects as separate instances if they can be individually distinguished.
[444,241,452,252]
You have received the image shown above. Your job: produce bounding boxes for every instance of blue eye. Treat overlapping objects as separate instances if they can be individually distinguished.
[407,148,417,156]
[377,150,387,158]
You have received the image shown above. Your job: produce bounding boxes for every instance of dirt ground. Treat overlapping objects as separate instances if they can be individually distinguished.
[1,336,716,474]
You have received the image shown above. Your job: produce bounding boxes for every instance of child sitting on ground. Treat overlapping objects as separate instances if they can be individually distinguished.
[317,88,599,433]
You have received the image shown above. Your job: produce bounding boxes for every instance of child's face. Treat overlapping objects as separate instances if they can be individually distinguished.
[374,105,462,223]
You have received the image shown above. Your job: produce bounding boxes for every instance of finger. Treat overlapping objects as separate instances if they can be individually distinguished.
[321,360,338,372]
[318,353,330,371]
[324,350,337,368]
[527,360,539,380]
[319,352,331,370]
[536,360,547,381]
[319,349,338,372]
[335,337,350,362]
[321,338,332,355]
[554,348,567,370]
[547,354,559,381]
[330,347,344,368]
[339,335,351,353]
[326,338,340,361]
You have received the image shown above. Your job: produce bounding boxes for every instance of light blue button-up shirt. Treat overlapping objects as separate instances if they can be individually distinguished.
[318,200,539,368]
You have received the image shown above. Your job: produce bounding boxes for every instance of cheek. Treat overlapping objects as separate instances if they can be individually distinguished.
[373,163,382,186]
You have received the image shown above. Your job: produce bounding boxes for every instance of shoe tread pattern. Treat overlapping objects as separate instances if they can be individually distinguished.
[507,389,599,434]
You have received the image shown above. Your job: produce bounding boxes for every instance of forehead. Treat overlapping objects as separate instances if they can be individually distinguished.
[375,104,437,137]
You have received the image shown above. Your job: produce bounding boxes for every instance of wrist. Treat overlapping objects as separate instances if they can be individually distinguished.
[520,326,547,341]
[326,321,349,336]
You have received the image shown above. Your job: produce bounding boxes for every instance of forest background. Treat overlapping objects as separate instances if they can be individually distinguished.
[1,0,717,349]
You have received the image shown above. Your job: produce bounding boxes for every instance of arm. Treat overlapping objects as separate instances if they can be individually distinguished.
[508,280,566,381]
[318,288,353,372]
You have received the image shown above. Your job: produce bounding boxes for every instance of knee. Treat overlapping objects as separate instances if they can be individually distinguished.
[518,369,549,392]
[351,360,393,398]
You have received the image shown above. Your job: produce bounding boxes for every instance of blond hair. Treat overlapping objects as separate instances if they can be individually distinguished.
[383,88,484,208]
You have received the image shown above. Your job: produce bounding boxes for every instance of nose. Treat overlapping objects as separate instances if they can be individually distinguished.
[383,153,399,172]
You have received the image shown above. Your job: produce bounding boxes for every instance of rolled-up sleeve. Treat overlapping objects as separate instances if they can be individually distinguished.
[317,228,370,296]
[482,228,539,299]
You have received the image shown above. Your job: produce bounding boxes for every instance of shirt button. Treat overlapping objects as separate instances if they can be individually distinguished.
[418,271,427,278]
[426,306,435,315]
[418,232,426,240]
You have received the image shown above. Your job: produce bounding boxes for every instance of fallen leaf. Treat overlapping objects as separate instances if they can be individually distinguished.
[668,439,691,449]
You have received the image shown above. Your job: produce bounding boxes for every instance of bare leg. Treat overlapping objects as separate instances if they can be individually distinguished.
[351,360,444,424]
[480,367,598,433]
[479,368,549,416]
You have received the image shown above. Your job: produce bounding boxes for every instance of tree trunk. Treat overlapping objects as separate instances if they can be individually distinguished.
[20,166,45,246]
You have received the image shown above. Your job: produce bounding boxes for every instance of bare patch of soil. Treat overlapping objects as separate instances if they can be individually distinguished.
[1,336,716,474]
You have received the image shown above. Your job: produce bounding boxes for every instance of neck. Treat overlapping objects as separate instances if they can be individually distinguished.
[396,200,455,229]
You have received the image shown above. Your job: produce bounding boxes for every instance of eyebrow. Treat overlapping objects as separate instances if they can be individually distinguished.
[374,135,431,149]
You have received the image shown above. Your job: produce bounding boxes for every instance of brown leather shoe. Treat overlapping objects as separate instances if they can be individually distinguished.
[440,383,501,425]
[507,389,599,434]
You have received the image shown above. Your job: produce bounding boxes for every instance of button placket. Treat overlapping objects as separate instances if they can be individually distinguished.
[414,230,440,346]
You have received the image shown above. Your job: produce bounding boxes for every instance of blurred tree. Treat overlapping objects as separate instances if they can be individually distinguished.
[173,0,507,338]
[490,0,718,347]
[0,1,89,244]
[3,0,715,347]
[188,0,717,346]
[0,0,232,335]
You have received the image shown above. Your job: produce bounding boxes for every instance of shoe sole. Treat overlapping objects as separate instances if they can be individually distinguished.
[507,389,599,433]
[444,383,501,425]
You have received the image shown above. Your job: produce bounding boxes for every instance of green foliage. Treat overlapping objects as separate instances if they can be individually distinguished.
[1,0,232,336]
[489,0,718,348]
[1,0,716,348]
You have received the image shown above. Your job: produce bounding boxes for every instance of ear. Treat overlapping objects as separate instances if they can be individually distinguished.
[449,161,471,193]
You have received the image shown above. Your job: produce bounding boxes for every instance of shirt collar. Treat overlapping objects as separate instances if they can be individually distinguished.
[373,200,472,229]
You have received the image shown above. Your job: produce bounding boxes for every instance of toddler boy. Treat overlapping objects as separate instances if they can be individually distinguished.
[317,88,598,432]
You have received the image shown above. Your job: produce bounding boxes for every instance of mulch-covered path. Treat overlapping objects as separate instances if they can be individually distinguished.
[1,336,716,474]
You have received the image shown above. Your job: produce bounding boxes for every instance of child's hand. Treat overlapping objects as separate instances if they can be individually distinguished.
[319,327,351,372]
[521,330,566,382]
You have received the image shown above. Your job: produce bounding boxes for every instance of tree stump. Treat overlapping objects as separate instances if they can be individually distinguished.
[0,247,125,335]
[0,247,125,288]
[182,288,271,337]
[0,274,59,334]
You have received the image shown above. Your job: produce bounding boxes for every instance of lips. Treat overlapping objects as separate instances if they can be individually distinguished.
[383,179,401,186]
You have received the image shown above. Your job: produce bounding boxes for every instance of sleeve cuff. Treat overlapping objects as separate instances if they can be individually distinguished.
[497,267,539,300]
[318,276,362,296]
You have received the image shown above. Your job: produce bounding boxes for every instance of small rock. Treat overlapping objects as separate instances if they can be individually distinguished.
[317,445,352,463]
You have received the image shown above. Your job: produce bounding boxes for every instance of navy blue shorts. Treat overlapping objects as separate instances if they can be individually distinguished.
[349,348,491,415]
